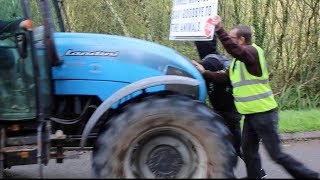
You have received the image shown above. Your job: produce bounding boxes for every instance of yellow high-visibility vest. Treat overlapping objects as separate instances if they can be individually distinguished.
[229,44,277,114]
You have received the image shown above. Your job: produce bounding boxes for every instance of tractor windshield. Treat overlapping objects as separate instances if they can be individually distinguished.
[0,0,61,120]
[0,0,36,120]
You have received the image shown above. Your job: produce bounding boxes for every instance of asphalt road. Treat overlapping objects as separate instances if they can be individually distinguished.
[3,139,320,179]
[234,139,320,179]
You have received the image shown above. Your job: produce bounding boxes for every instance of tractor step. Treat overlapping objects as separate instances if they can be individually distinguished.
[1,145,38,167]
[2,145,37,153]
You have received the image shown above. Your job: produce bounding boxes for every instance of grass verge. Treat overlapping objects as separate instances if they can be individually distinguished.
[240,109,320,133]
[278,109,320,133]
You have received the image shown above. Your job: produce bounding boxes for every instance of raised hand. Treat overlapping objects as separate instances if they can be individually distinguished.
[212,15,222,31]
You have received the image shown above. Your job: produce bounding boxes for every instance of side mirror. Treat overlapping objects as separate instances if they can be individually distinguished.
[15,33,27,59]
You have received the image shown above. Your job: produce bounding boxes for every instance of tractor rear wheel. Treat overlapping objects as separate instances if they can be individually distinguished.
[92,94,237,178]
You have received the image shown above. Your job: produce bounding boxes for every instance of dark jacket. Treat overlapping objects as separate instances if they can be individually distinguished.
[200,54,236,111]
[195,36,236,111]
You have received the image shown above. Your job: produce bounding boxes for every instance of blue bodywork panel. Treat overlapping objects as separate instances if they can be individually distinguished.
[52,32,207,101]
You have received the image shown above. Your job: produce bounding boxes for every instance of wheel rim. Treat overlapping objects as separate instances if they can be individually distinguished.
[147,144,183,177]
[124,127,208,178]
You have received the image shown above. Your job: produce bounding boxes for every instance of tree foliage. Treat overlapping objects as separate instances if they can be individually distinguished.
[62,0,320,109]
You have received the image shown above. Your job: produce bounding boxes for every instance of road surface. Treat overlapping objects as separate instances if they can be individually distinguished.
[3,139,320,179]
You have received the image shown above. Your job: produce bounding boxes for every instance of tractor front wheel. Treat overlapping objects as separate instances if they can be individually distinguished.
[92,94,237,178]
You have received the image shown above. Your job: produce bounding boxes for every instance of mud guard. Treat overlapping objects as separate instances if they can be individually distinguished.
[80,75,200,147]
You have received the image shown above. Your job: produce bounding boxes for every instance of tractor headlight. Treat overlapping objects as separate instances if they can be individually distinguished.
[165,66,199,99]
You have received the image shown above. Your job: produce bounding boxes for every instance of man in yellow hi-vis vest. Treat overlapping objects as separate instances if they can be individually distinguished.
[192,15,319,179]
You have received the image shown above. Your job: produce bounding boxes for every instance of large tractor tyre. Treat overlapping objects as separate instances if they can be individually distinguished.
[92,94,237,178]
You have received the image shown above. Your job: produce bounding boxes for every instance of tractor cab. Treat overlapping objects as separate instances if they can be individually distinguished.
[0,7,37,120]
[0,0,58,121]
[0,1,65,176]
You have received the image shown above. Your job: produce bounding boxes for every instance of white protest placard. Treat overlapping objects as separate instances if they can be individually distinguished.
[169,0,218,41]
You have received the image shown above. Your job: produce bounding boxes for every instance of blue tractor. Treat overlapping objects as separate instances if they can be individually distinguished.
[0,0,236,178]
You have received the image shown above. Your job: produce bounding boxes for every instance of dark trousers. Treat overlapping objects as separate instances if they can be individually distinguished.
[215,110,242,158]
[242,110,319,179]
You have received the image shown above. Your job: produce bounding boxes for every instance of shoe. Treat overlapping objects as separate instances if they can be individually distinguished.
[260,169,267,179]
[240,169,267,179]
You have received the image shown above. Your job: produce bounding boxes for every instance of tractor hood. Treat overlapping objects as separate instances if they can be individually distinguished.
[52,32,204,84]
